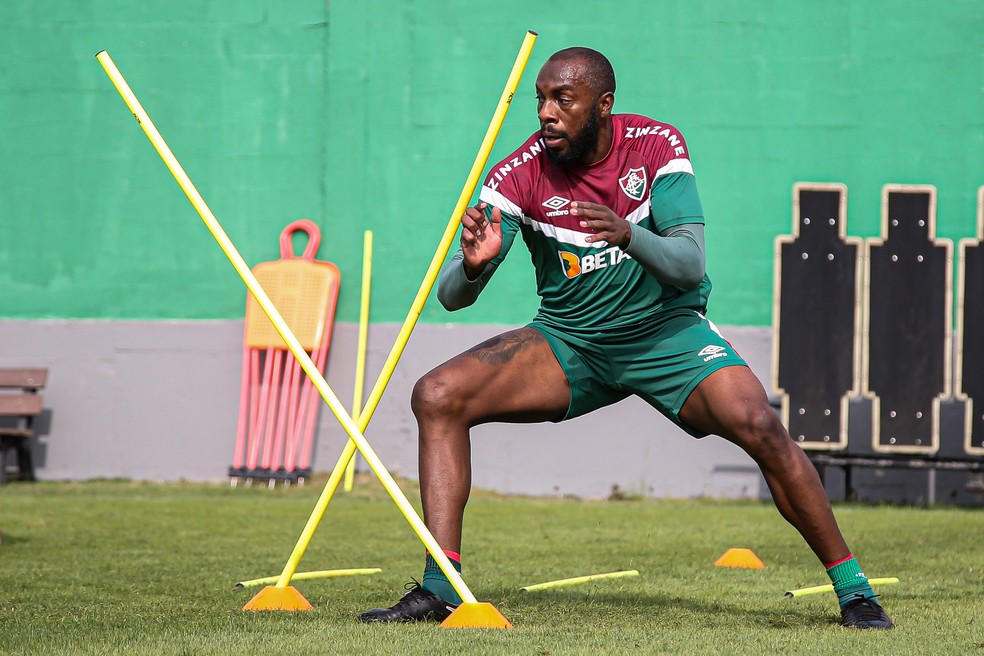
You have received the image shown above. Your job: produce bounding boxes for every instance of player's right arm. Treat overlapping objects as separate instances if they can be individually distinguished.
[460,203,503,278]
[437,202,519,311]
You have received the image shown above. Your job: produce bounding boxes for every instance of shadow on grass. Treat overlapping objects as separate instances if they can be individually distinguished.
[485,586,839,630]
[0,531,29,546]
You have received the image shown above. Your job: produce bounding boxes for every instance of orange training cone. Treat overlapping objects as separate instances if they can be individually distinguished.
[714,548,766,569]
[242,585,315,611]
[440,602,513,629]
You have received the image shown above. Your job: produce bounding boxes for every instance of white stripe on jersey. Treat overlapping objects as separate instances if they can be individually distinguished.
[480,161,688,248]
[523,219,600,248]
[624,199,652,226]
[655,158,694,178]
[479,186,525,220]
[481,184,607,248]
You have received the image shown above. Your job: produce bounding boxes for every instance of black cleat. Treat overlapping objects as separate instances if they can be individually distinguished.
[359,580,458,623]
[840,595,894,629]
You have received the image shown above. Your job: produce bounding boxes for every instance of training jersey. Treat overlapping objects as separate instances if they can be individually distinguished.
[477,113,712,335]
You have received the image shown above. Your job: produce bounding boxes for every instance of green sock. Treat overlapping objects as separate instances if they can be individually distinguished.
[421,550,463,606]
[825,555,878,608]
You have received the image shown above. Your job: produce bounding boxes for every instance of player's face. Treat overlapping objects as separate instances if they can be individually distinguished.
[536,58,608,167]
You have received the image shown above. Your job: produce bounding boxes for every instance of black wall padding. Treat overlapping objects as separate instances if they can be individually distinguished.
[866,188,950,452]
[776,186,859,448]
[957,197,984,454]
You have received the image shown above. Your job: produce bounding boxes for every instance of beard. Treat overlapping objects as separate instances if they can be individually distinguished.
[544,107,601,167]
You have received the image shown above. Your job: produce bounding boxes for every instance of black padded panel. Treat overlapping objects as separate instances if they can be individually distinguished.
[775,185,859,449]
[957,190,984,455]
[865,187,951,453]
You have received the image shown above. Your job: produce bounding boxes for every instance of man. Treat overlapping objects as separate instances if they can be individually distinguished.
[360,47,893,629]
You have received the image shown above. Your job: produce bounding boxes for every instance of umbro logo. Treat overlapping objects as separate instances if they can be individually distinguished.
[542,195,570,210]
[542,195,572,218]
[698,345,728,362]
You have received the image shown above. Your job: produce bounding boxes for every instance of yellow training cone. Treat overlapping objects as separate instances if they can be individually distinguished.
[440,602,513,629]
[242,585,314,611]
[714,548,766,569]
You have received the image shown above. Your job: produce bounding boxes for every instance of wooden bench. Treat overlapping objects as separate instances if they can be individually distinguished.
[0,368,48,485]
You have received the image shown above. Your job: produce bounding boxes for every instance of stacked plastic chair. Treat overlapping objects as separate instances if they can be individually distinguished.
[229,219,340,486]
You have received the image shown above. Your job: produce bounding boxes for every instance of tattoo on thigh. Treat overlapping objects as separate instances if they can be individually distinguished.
[467,331,533,365]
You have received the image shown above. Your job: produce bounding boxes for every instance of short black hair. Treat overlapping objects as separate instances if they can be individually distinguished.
[548,47,616,96]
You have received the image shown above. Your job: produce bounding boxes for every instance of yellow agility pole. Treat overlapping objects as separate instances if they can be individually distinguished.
[96,32,534,627]
[98,47,486,614]
[343,230,373,493]
[95,52,473,613]
[784,577,899,599]
[520,570,641,592]
[234,568,382,590]
[240,29,538,627]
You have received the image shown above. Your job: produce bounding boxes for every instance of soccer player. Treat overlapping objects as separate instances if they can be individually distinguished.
[359,47,893,629]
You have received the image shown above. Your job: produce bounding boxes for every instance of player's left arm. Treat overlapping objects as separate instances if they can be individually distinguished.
[571,170,705,289]
[623,222,705,290]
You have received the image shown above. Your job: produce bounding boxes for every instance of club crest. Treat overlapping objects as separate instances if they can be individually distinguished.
[618,167,648,201]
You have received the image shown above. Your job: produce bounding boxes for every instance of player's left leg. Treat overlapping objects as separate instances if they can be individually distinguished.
[682,366,847,560]
[680,366,893,629]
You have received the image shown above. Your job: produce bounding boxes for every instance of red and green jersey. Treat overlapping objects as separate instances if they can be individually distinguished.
[479,113,711,335]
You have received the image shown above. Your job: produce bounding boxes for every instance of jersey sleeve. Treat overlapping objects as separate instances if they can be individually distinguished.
[623,222,706,290]
[649,171,704,233]
[436,204,521,311]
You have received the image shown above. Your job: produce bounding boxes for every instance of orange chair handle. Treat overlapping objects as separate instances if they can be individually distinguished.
[280,219,321,261]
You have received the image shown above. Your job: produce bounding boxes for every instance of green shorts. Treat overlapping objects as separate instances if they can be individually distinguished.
[529,310,747,437]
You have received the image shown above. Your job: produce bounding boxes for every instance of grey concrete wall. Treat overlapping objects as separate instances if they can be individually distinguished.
[0,319,772,499]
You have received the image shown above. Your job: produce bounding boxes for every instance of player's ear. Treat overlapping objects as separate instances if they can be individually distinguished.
[598,92,614,118]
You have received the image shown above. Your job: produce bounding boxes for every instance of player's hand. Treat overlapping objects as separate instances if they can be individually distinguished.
[460,202,502,279]
[571,201,631,248]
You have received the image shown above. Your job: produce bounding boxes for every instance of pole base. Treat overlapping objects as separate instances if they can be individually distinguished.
[242,585,314,611]
[439,602,513,629]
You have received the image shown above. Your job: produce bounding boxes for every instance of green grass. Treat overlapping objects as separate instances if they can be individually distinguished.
[0,476,980,655]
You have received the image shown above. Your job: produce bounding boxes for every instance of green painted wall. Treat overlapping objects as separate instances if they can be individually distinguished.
[2,1,981,325]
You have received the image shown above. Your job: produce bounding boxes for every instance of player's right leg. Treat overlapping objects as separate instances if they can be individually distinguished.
[413,326,571,553]
[359,326,570,623]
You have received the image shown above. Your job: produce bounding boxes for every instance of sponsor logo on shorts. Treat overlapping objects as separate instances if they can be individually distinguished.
[698,344,729,362]
[558,247,631,279]
[542,195,572,218]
